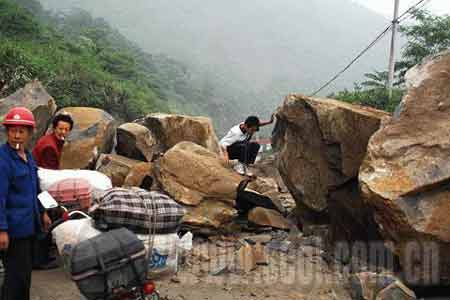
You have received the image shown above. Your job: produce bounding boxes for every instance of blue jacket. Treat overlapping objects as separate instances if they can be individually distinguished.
[0,143,44,238]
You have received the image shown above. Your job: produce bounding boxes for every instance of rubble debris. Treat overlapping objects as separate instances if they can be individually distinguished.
[243,234,272,245]
[253,243,269,265]
[237,243,257,273]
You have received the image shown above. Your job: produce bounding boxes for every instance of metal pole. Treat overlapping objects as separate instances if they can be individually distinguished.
[388,0,400,99]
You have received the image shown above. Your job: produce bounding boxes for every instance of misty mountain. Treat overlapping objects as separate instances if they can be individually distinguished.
[39,0,391,134]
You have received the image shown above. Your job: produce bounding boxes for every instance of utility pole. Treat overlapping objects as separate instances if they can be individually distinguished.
[388,0,400,99]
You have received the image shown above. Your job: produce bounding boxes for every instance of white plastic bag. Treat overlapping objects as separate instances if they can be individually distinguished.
[38,168,112,193]
[137,233,179,278]
[137,232,193,278]
[52,218,101,272]
[179,232,193,255]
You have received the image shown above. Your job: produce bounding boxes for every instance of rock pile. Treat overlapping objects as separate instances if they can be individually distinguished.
[0,83,291,235]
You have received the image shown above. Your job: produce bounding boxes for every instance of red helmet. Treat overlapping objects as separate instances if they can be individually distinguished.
[2,107,36,128]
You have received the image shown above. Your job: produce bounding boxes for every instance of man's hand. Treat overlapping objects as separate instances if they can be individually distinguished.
[0,231,9,250]
[270,113,275,124]
[42,212,52,232]
[260,114,276,127]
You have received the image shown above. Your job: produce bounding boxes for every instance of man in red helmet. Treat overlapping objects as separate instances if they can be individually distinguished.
[0,107,52,300]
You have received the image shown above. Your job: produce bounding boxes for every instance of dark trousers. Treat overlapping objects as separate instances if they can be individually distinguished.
[227,141,260,164]
[33,207,60,267]
[236,189,280,216]
[1,237,34,300]
[32,235,52,267]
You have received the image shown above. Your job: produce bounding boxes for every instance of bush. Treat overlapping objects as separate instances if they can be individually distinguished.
[330,84,403,113]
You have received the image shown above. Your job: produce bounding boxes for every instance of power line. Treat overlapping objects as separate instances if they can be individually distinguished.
[398,0,432,23]
[398,0,430,21]
[310,24,392,96]
[310,0,432,96]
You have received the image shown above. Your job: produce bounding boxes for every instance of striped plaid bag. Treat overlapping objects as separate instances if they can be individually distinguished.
[92,187,185,234]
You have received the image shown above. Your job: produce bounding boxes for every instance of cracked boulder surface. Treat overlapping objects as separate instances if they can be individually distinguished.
[359,51,450,286]
[135,113,222,155]
[272,94,389,242]
[155,141,241,207]
[0,80,57,147]
[58,107,116,169]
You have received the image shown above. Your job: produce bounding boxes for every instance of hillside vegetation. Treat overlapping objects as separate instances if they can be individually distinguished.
[0,0,218,123]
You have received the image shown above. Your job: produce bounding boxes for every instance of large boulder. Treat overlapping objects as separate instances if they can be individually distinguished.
[247,177,289,214]
[157,142,294,232]
[272,94,389,241]
[0,81,57,146]
[248,176,279,195]
[248,158,297,214]
[182,200,238,230]
[251,155,289,193]
[135,113,221,155]
[248,207,291,230]
[96,154,141,187]
[155,141,242,206]
[359,51,450,285]
[59,107,116,169]
[116,123,157,162]
[123,162,154,190]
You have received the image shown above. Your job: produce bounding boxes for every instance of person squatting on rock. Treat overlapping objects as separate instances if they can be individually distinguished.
[219,115,274,175]
[31,112,74,270]
[0,107,52,300]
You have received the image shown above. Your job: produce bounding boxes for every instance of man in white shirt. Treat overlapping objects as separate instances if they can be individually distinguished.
[220,115,274,175]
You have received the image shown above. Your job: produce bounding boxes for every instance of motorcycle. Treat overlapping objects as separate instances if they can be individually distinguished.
[49,208,161,300]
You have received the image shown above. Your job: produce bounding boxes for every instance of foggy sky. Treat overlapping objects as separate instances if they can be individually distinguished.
[354,0,448,17]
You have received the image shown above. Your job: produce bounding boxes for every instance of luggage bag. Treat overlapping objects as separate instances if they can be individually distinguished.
[71,228,147,300]
[93,188,185,234]
[48,178,92,210]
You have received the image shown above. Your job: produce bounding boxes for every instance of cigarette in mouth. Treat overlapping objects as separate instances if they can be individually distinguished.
[15,143,20,150]
[61,136,65,141]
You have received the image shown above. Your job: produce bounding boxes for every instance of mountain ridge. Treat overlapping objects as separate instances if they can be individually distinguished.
[38,0,393,134]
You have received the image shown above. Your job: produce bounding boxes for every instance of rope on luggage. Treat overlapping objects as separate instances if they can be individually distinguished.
[143,190,157,272]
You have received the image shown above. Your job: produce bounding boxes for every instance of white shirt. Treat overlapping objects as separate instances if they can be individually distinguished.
[219,123,251,148]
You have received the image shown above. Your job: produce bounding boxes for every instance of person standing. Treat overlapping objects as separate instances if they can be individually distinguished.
[33,112,73,170]
[31,112,73,270]
[219,115,274,175]
[0,107,52,300]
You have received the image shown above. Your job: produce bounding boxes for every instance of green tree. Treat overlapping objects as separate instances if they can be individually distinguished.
[0,0,42,38]
[360,70,389,90]
[329,71,403,112]
[331,10,449,112]
[397,10,450,79]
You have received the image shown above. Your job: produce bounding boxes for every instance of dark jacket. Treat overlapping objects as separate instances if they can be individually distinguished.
[0,143,44,238]
[32,133,64,170]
